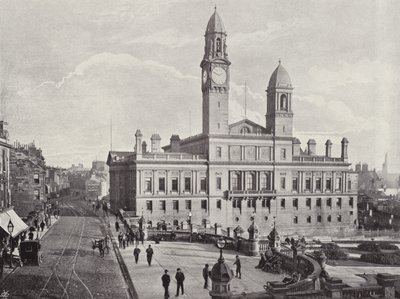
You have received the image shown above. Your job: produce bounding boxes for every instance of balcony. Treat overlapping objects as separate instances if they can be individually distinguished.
[225,189,275,199]
[292,156,343,163]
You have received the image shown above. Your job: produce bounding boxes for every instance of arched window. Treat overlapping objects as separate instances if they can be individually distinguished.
[173,219,179,226]
[231,172,241,191]
[280,94,288,111]
[216,38,221,53]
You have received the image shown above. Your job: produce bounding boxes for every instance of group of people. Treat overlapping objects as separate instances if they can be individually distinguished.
[161,268,185,298]
[116,221,144,249]
[255,245,282,273]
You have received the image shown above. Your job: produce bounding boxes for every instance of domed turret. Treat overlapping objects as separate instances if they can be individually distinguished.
[268,61,292,89]
[205,7,226,34]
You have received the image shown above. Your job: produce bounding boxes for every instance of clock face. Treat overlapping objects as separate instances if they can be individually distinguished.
[211,67,226,85]
[202,70,208,84]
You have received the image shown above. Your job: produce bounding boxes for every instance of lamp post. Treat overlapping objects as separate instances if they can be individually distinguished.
[7,220,14,268]
[216,237,226,262]
[189,212,192,243]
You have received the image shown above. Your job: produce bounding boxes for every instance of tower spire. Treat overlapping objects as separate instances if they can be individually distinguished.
[244,81,247,118]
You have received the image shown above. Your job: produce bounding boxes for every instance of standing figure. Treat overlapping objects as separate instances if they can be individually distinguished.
[122,233,126,249]
[98,240,104,258]
[118,232,123,248]
[115,221,120,232]
[234,255,241,279]
[146,245,154,266]
[28,231,34,240]
[175,268,185,296]
[161,269,170,298]
[40,221,45,232]
[133,246,141,264]
[140,230,145,245]
[202,264,210,289]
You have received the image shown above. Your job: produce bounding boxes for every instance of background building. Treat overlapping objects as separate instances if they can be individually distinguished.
[0,121,12,209]
[107,9,358,237]
[85,160,109,201]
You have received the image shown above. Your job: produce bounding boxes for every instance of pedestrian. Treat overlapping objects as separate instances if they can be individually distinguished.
[34,218,38,229]
[28,231,34,240]
[40,221,45,232]
[140,230,144,245]
[98,240,104,258]
[161,269,170,298]
[234,255,241,279]
[146,245,154,266]
[135,232,139,246]
[115,221,120,232]
[175,268,185,296]
[118,232,123,248]
[122,233,126,249]
[129,231,135,245]
[92,201,95,211]
[57,208,60,217]
[203,264,210,289]
[133,246,141,264]
[125,232,130,247]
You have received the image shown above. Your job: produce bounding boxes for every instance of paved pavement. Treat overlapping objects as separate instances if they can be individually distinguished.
[109,224,284,299]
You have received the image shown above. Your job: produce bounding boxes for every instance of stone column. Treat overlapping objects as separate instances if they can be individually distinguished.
[324,278,347,299]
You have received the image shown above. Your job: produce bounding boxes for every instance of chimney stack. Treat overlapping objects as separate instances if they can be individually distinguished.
[170,135,181,152]
[325,139,332,157]
[292,138,301,156]
[307,139,316,155]
[150,134,161,153]
[355,163,361,172]
[341,137,348,161]
[135,129,143,154]
[362,163,368,172]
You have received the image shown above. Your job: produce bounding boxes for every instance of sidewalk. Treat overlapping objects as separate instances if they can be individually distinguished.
[109,221,284,299]
[0,215,60,282]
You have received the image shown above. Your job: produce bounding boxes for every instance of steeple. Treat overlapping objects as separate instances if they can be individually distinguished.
[203,8,228,61]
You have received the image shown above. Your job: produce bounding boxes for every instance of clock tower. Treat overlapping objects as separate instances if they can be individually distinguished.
[200,8,231,135]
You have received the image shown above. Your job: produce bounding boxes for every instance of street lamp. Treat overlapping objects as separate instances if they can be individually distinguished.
[216,237,226,262]
[7,220,14,268]
[188,212,192,243]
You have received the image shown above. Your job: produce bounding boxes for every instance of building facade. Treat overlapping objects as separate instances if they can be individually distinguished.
[10,141,46,217]
[107,9,358,236]
[0,121,12,209]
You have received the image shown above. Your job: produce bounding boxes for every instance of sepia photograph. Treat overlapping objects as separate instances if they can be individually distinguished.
[0,0,399,298]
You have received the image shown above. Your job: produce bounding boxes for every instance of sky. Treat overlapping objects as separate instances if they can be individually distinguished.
[0,0,399,172]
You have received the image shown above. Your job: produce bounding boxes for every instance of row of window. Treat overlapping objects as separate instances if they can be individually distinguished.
[282,177,350,191]
[293,214,350,224]
[230,172,272,191]
[146,199,207,212]
[145,177,208,193]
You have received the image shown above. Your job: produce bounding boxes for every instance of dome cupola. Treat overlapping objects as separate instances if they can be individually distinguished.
[268,60,292,89]
[205,7,226,34]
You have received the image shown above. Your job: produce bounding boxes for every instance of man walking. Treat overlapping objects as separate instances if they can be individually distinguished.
[146,245,154,266]
[234,255,241,279]
[133,246,141,264]
[161,269,170,298]
[203,264,210,289]
[175,268,185,296]
[98,240,104,258]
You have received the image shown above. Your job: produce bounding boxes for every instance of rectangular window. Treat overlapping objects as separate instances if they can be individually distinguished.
[317,215,322,223]
[216,147,222,158]
[231,174,240,191]
[337,215,342,222]
[349,197,354,208]
[246,175,254,190]
[34,174,39,184]
[145,178,152,192]
[216,177,222,190]
[34,189,40,200]
[292,178,298,191]
[171,178,178,192]
[280,148,286,160]
[293,216,298,224]
[307,216,311,223]
[201,200,207,210]
[217,199,221,209]
[316,178,322,191]
[185,200,192,210]
[184,177,191,192]
[306,198,312,209]
[335,177,342,191]
[159,200,166,211]
[327,198,332,208]
[158,177,165,192]
[280,177,286,190]
[146,200,153,211]
[172,200,179,211]
[292,198,298,210]
[348,180,352,190]
[316,198,322,208]
[281,198,285,209]
[200,178,207,192]
[337,197,342,208]
[326,178,332,191]
[327,215,331,222]
[305,178,311,191]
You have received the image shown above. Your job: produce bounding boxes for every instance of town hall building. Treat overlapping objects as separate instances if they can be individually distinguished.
[107,9,358,237]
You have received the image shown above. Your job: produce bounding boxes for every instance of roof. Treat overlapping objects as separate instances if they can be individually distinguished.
[107,151,134,165]
[205,8,226,34]
[268,62,292,89]
[0,207,29,237]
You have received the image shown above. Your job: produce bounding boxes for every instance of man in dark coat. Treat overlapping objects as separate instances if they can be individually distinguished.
[133,246,141,264]
[161,269,170,298]
[234,255,241,279]
[40,221,45,232]
[202,264,210,289]
[175,268,185,296]
[146,245,154,266]
[115,221,120,232]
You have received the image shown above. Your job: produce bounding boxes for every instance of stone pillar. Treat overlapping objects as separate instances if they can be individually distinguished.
[324,278,347,299]
[377,273,397,299]
[247,221,259,256]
